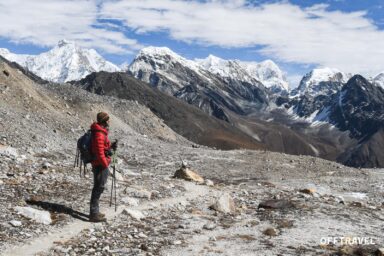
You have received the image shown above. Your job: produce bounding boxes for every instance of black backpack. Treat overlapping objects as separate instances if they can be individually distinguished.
[75,130,95,176]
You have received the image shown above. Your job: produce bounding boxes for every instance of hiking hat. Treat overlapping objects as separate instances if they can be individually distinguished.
[97,112,110,124]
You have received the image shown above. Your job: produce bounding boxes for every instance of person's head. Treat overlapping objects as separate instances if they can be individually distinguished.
[97,112,110,127]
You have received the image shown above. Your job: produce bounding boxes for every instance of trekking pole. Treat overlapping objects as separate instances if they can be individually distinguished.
[114,162,117,212]
[110,149,118,211]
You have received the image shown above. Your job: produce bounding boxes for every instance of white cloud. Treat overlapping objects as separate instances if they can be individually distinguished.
[1,0,383,77]
[100,0,384,76]
[0,0,141,54]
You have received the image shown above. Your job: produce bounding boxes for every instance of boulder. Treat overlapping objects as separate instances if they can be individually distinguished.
[210,193,236,214]
[15,206,52,225]
[173,167,204,183]
[258,199,295,210]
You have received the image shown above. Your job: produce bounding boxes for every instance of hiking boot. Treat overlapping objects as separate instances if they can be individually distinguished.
[89,213,107,222]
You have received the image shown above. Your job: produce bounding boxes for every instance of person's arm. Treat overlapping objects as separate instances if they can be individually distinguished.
[95,132,109,169]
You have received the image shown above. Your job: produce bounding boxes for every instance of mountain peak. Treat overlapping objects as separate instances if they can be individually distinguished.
[373,72,384,89]
[0,42,119,83]
[139,46,178,57]
[292,67,351,96]
[57,39,76,48]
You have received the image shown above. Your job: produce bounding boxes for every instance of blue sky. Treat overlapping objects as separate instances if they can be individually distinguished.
[0,0,383,87]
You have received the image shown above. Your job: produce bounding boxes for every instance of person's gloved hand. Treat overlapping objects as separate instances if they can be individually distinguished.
[111,140,118,151]
[106,149,113,157]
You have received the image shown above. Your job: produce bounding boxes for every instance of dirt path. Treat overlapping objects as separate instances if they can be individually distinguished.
[2,181,211,256]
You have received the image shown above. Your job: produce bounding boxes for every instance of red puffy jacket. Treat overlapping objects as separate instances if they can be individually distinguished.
[90,122,111,169]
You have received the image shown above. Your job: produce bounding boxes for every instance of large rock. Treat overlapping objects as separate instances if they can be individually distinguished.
[173,166,204,183]
[15,206,52,225]
[258,199,295,210]
[210,193,236,214]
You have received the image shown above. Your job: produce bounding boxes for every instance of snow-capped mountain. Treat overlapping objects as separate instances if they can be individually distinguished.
[128,46,205,94]
[128,46,270,121]
[196,55,289,93]
[373,72,384,89]
[0,40,120,83]
[291,68,351,97]
[276,68,353,121]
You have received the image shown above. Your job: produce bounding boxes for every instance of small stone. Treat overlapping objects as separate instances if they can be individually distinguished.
[350,201,363,207]
[122,209,145,220]
[42,162,51,169]
[173,240,182,245]
[121,197,139,206]
[203,223,216,230]
[299,188,316,195]
[210,193,236,214]
[205,179,214,186]
[263,227,278,236]
[9,220,22,227]
[138,232,147,238]
[127,188,152,199]
[140,244,149,251]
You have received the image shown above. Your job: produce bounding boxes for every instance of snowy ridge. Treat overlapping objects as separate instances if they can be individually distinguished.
[196,55,289,92]
[129,47,288,94]
[130,46,203,75]
[292,67,352,97]
[373,72,384,89]
[0,40,120,83]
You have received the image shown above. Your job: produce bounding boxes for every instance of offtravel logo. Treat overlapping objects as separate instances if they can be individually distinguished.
[320,237,376,246]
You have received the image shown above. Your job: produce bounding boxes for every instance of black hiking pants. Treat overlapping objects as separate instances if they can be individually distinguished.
[90,166,109,216]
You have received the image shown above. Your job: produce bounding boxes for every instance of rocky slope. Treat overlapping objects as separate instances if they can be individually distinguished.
[0,40,119,83]
[1,56,384,256]
[73,71,264,150]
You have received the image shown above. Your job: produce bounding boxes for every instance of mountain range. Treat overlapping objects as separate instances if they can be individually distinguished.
[1,40,384,168]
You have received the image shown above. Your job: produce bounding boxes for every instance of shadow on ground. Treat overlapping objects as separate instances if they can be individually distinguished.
[26,200,90,222]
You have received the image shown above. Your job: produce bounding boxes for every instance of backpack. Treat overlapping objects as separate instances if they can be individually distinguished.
[75,130,95,177]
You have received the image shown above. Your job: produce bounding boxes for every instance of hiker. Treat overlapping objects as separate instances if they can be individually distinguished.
[89,112,117,222]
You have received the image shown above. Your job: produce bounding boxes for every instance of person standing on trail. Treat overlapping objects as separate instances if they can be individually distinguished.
[89,112,117,222]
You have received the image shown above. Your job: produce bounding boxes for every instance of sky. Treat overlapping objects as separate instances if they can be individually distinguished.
[0,0,383,88]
